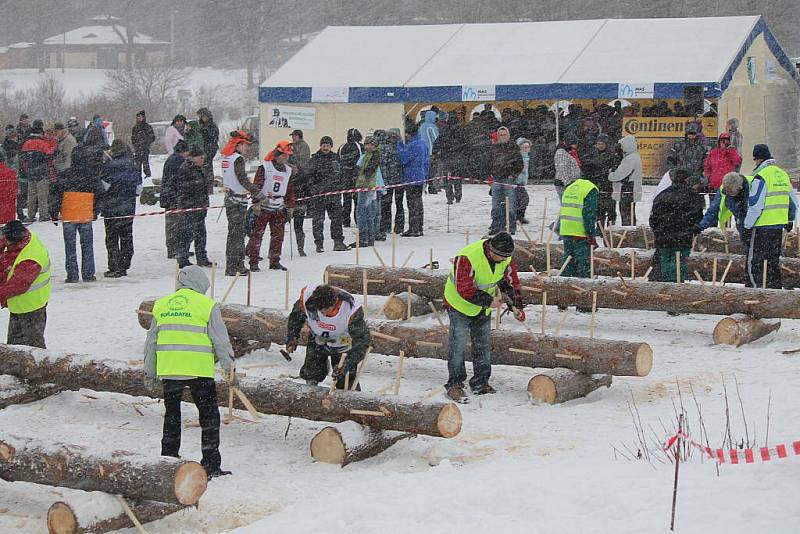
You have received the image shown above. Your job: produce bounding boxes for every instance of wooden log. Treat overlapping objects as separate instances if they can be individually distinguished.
[512,242,800,289]
[309,422,414,467]
[46,496,183,534]
[0,345,461,438]
[324,265,800,320]
[712,314,781,347]
[0,375,62,409]
[603,226,748,255]
[528,369,612,404]
[383,292,440,320]
[0,434,207,505]
[139,301,652,377]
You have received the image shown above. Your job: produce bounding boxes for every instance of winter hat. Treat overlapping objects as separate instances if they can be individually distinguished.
[670,167,691,185]
[364,135,377,146]
[53,122,65,131]
[290,129,303,138]
[562,133,578,146]
[264,140,293,161]
[174,140,189,154]
[19,114,28,121]
[596,133,611,145]
[3,220,27,243]
[752,144,771,161]
[487,232,515,258]
[684,123,699,135]
[219,130,251,156]
[110,140,129,157]
[516,137,531,147]
[67,117,79,127]
[320,136,333,146]
[136,110,146,118]
[5,125,15,133]
[172,114,187,124]
[189,147,205,157]
[29,120,44,134]
[387,128,401,138]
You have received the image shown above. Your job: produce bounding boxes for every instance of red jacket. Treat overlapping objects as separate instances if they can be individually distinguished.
[0,234,42,307]
[0,163,18,225]
[703,146,742,189]
[444,242,521,311]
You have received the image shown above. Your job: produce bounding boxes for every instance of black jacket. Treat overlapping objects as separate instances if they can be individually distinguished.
[489,141,524,183]
[160,153,184,209]
[306,150,343,195]
[175,160,210,209]
[586,147,616,192]
[650,184,704,249]
[131,121,155,155]
[338,129,363,185]
[197,119,219,160]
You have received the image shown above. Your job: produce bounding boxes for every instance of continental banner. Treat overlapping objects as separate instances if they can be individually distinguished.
[622,117,717,178]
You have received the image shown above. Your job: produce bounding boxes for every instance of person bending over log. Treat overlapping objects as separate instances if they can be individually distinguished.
[285,284,370,389]
[443,232,524,403]
[144,265,236,479]
[696,172,752,247]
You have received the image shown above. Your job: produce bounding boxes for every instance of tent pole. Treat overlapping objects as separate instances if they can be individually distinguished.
[554,100,560,144]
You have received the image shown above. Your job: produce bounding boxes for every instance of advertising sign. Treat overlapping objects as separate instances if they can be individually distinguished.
[266,105,316,129]
[622,117,717,178]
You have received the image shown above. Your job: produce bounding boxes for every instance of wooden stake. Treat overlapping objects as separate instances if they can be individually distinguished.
[720,260,733,285]
[429,302,445,326]
[351,348,371,391]
[406,285,412,320]
[675,251,681,283]
[323,269,329,284]
[391,233,396,267]
[505,199,511,233]
[762,259,768,289]
[545,241,552,275]
[355,228,360,265]
[539,197,548,242]
[362,269,368,319]
[115,496,147,534]
[210,262,216,299]
[494,306,501,329]
[642,227,650,249]
[556,255,572,276]
[554,309,571,336]
[372,247,386,267]
[220,272,240,304]
[630,202,635,227]
[174,263,180,289]
[630,251,636,279]
[400,250,415,268]
[246,271,252,306]
[641,266,653,281]
[712,258,718,286]
[429,248,434,270]
[393,350,405,395]
[226,367,234,423]
[616,229,629,249]
[329,353,347,393]
[590,246,595,279]
[670,414,683,531]
[284,270,290,310]
[540,291,547,334]
[590,291,597,339]
[517,220,534,243]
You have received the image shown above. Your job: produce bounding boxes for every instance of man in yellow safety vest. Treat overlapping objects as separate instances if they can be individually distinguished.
[144,265,236,479]
[558,176,599,281]
[696,172,753,246]
[0,220,51,348]
[743,144,798,288]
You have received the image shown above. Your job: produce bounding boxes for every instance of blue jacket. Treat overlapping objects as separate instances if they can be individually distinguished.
[698,180,750,237]
[100,154,141,217]
[396,135,430,185]
[418,111,439,156]
[160,152,185,209]
[744,160,798,230]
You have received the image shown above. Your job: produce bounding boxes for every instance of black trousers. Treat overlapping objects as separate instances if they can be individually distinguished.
[341,175,357,226]
[175,209,208,265]
[165,212,180,258]
[380,187,405,235]
[619,181,636,226]
[7,307,46,348]
[104,218,134,272]
[225,199,247,273]
[134,152,151,177]
[161,378,221,471]
[292,204,307,253]
[310,194,344,245]
[445,178,463,204]
[299,343,358,389]
[16,181,27,220]
[598,192,617,227]
[746,226,783,288]
[405,185,424,233]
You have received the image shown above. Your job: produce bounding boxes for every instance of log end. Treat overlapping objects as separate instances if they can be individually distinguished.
[713,316,741,346]
[635,344,654,377]
[383,295,407,321]
[173,462,208,505]
[309,427,347,465]
[47,502,78,534]
[527,375,557,404]
[437,403,463,438]
[0,441,15,461]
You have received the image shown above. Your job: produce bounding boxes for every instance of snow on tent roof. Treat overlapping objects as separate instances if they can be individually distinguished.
[260,15,799,102]
[42,25,169,46]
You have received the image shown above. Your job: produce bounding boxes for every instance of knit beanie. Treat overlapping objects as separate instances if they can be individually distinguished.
[320,136,333,146]
[488,232,515,258]
[752,144,771,161]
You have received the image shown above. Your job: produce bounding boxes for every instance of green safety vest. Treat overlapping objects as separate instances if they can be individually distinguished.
[559,179,598,237]
[444,239,511,317]
[153,288,216,378]
[718,175,754,229]
[7,232,51,314]
[754,165,792,227]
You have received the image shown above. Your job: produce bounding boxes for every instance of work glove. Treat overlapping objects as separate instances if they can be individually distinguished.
[513,307,526,322]
[331,361,352,383]
[785,222,794,233]
[251,202,262,215]
[254,192,267,202]
[143,375,159,393]
[285,339,298,354]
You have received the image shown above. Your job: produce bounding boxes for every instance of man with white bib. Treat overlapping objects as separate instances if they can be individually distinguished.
[285,283,370,389]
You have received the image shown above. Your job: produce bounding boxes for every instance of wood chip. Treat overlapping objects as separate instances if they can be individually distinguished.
[509,347,537,355]
[611,290,629,297]
[743,300,761,305]
[556,353,582,360]
[690,300,709,305]
[398,278,427,284]
[350,409,386,417]
[327,273,350,279]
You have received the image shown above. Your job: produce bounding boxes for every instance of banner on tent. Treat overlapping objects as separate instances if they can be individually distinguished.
[311,86,348,103]
[266,105,316,129]
[618,83,654,99]
[623,117,717,178]
[462,85,496,102]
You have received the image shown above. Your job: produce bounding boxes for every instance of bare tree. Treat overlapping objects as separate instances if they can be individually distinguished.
[30,74,66,121]
[104,60,191,117]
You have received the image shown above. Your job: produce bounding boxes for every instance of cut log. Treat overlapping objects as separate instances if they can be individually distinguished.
[0,434,207,505]
[138,301,653,377]
[0,375,62,409]
[383,292,438,320]
[712,314,781,347]
[601,226,750,256]
[512,241,800,289]
[0,345,461,438]
[322,266,800,320]
[527,369,612,404]
[309,421,414,466]
[47,496,184,534]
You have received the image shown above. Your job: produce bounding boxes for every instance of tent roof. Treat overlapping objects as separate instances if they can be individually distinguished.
[260,15,800,103]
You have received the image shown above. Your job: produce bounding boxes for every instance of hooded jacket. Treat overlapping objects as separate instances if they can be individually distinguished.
[375,130,403,186]
[196,109,219,160]
[608,136,643,202]
[143,265,235,380]
[160,152,184,209]
[306,149,344,195]
[703,141,742,190]
[396,134,430,185]
[418,110,439,156]
[131,112,155,155]
[338,129,363,185]
[650,182,704,249]
[99,153,140,217]
[164,117,185,156]
[19,134,56,183]
[666,131,708,176]
[175,159,210,209]
[489,140,524,183]
[83,118,108,148]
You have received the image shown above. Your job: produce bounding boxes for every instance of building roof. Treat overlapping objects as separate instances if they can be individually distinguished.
[42,25,169,47]
[260,15,800,103]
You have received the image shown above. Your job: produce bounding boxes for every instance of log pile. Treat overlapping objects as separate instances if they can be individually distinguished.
[601,226,748,255]
[0,375,61,409]
[0,345,461,438]
[309,422,414,466]
[712,314,781,347]
[527,369,612,404]
[137,301,653,377]
[47,496,184,534]
[0,435,207,505]
[324,265,800,320]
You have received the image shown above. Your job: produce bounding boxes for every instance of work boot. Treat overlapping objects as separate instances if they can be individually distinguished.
[298,249,307,257]
[316,242,324,253]
[104,270,124,279]
[375,233,387,241]
[446,384,469,403]
[269,261,287,271]
[471,383,497,395]
[333,241,349,252]
[249,263,261,272]
[305,379,319,386]
[196,258,213,268]
[225,267,249,277]
[205,468,232,480]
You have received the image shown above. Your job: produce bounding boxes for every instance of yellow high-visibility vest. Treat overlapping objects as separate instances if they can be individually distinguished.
[559,179,598,237]
[153,288,216,378]
[754,166,791,227]
[7,232,51,314]
[444,239,511,317]
[718,175,753,228]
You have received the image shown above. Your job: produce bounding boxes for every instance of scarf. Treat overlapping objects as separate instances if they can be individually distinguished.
[356,147,381,189]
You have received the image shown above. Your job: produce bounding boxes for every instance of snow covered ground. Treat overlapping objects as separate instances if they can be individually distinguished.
[0,169,798,533]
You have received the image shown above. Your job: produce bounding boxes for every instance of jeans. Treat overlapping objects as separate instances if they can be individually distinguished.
[405,184,424,233]
[63,222,95,281]
[356,191,377,246]
[161,378,221,471]
[489,182,517,234]
[445,307,492,389]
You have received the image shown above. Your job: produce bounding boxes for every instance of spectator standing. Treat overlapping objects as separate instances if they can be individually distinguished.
[288,129,311,257]
[353,136,382,248]
[196,108,219,185]
[488,127,524,235]
[587,133,617,227]
[53,122,77,174]
[83,114,108,148]
[161,140,190,259]
[338,128,363,227]
[49,144,99,283]
[174,147,213,269]
[19,120,56,222]
[164,115,187,155]
[553,134,581,201]
[666,123,708,180]
[306,136,347,252]
[726,118,743,157]
[703,133,741,194]
[131,110,155,179]
[16,114,31,141]
[219,132,259,276]
[290,130,311,166]
[0,150,18,225]
[66,117,84,144]
[433,113,467,205]
[377,128,405,237]
[515,138,531,224]
[396,125,429,237]
[608,135,643,226]
[99,140,140,278]
[3,126,24,221]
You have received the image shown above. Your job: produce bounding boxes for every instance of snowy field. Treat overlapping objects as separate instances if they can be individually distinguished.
[0,165,798,533]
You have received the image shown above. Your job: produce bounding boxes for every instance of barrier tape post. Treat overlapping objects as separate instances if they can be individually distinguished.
[670,414,683,532]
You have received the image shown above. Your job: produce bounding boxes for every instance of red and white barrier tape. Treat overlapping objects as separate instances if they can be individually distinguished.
[664,430,800,465]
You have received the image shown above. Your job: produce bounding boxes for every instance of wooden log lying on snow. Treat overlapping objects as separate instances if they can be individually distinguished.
[0,435,207,505]
[0,345,461,438]
[383,292,439,320]
[712,314,781,347]
[0,375,62,409]
[602,226,748,256]
[47,496,184,534]
[513,241,800,288]
[309,422,414,466]
[137,301,653,377]
[324,265,800,320]
[527,369,612,404]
